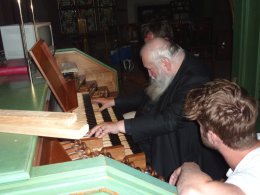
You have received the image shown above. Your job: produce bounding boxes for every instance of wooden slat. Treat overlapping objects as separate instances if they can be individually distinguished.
[0,109,89,139]
[0,109,77,125]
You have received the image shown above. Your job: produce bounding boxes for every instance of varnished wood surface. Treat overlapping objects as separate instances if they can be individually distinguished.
[30,40,78,112]
[55,48,118,92]
[0,109,89,139]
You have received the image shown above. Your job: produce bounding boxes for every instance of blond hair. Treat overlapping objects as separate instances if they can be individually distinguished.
[184,79,258,149]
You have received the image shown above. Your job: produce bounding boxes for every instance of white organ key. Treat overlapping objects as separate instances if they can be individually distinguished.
[73,93,88,125]
[107,107,117,122]
[92,102,112,147]
[107,107,133,155]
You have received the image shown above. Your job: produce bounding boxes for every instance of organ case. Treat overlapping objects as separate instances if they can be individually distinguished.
[0,40,177,194]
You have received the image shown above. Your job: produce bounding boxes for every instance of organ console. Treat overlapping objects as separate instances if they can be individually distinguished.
[0,40,177,194]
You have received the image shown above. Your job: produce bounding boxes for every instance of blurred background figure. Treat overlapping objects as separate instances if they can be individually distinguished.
[141,20,173,42]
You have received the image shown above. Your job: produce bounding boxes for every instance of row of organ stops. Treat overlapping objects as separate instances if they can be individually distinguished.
[60,139,164,181]
[59,93,165,181]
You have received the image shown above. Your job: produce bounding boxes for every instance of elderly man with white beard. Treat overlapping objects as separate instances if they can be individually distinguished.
[87,38,228,181]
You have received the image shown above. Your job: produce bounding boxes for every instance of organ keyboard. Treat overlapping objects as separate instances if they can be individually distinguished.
[72,92,141,155]
[59,92,152,173]
[28,39,165,181]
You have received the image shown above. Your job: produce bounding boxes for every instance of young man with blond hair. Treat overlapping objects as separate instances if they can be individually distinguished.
[169,79,260,195]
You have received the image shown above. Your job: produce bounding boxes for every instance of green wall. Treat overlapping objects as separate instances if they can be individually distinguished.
[232,0,260,131]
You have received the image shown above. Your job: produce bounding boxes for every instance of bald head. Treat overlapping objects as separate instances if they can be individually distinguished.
[140,38,184,78]
[140,37,170,57]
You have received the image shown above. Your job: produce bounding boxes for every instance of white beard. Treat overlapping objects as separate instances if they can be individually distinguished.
[145,72,174,102]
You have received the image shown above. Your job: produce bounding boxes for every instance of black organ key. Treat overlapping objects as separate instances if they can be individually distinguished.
[112,107,142,154]
[82,93,97,129]
[82,93,141,154]
[99,104,122,146]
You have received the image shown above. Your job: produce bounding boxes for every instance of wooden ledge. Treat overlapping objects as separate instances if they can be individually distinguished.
[0,109,89,139]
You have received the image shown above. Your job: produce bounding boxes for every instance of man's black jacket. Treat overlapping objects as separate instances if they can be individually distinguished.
[115,51,228,180]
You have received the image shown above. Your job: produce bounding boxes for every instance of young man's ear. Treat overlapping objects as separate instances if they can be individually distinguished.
[207,130,222,145]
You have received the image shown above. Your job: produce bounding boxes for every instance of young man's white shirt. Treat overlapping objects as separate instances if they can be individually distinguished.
[225,147,260,195]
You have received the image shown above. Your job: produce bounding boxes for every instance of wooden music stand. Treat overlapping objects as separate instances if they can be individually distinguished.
[29,39,78,112]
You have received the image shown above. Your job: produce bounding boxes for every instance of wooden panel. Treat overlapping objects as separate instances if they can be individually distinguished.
[29,40,78,112]
[55,49,118,92]
[37,138,71,165]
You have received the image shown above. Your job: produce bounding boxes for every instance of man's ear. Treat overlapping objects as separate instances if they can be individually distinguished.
[161,58,172,73]
[207,130,222,145]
